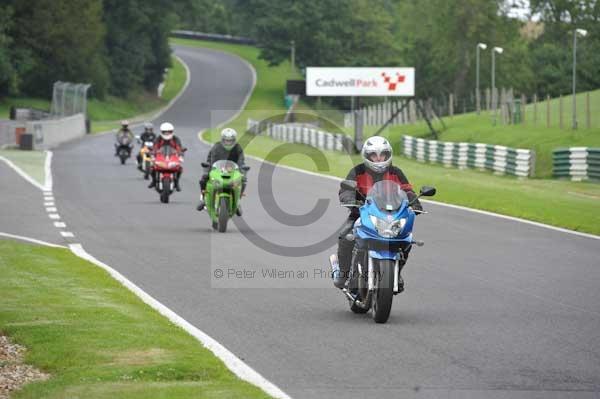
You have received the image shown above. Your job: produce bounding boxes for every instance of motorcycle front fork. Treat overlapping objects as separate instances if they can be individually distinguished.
[350,247,406,294]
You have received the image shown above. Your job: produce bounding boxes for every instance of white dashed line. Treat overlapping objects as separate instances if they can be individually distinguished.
[54,222,66,228]
[48,214,60,220]
[46,207,57,212]
[44,202,55,206]
[60,231,74,238]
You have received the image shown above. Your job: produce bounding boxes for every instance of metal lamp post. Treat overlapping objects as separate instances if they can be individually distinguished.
[290,40,295,74]
[491,46,503,125]
[572,29,587,129]
[476,43,487,114]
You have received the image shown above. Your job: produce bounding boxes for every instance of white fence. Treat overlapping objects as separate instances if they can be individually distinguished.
[403,135,535,178]
[344,100,416,128]
[248,119,354,153]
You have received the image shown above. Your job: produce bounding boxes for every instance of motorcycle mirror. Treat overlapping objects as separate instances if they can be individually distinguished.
[341,180,357,191]
[201,162,210,168]
[242,166,251,172]
[420,186,436,197]
[182,148,188,153]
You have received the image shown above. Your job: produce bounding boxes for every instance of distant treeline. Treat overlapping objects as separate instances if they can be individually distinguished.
[0,0,175,99]
[177,0,600,100]
[1,0,598,102]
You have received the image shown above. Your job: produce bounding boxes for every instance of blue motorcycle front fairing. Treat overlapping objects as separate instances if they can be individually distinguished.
[353,197,415,260]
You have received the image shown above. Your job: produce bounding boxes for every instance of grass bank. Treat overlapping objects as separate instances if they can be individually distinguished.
[0,240,271,399]
[383,89,600,178]
[176,38,600,235]
[0,55,187,134]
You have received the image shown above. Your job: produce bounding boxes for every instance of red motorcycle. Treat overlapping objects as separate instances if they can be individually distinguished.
[152,145,184,203]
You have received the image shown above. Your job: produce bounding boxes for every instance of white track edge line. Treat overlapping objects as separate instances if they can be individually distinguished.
[0,232,66,248]
[198,129,599,241]
[68,244,291,399]
[26,51,288,398]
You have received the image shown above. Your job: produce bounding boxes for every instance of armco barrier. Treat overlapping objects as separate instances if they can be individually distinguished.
[171,30,256,45]
[248,119,354,153]
[402,135,535,177]
[553,147,600,181]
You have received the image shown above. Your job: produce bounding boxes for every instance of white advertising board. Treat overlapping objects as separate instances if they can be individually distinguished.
[306,67,415,96]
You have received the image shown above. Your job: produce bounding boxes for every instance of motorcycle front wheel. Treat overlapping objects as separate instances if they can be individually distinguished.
[218,197,229,233]
[372,259,395,323]
[160,177,171,204]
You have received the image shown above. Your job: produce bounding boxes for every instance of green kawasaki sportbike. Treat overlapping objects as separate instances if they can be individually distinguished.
[201,160,249,233]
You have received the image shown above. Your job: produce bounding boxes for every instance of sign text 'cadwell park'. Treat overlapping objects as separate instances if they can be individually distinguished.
[306,67,415,97]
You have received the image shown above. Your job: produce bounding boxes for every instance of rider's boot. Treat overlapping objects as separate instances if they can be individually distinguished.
[236,203,242,216]
[196,192,205,211]
[333,239,353,289]
[148,172,156,189]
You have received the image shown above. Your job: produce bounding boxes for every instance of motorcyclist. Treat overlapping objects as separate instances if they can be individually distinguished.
[334,136,422,291]
[148,122,185,191]
[114,120,134,155]
[196,127,246,214]
[136,122,156,169]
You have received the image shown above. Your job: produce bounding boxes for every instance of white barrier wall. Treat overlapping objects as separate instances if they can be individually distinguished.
[26,113,86,150]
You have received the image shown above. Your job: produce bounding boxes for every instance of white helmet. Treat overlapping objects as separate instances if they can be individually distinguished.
[160,122,174,140]
[362,136,392,173]
[220,127,237,150]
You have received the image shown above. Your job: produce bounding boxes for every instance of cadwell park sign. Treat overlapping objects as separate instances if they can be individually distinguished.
[306,67,415,97]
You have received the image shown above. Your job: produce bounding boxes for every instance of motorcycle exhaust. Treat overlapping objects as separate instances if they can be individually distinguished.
[342,288,371,310]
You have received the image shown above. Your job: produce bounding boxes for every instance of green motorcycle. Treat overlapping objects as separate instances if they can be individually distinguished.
[201,160,249,233]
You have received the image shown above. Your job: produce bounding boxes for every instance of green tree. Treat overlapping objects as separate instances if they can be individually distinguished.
[395,0,532,98]
[239,0,397,68]
[0,5,26,97]
[529,0,600,95]
[11,0,109,98]
[103,0,174,97]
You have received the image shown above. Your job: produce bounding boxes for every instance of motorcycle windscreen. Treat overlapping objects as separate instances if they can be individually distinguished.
[367,180,407,212]
[212,160,239,173]
[159,145,175,157]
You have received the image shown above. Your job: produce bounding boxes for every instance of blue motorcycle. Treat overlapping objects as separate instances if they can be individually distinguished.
[332,180,436,323]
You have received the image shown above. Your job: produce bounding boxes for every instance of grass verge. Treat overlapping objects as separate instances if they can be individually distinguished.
[179,38,600,235]
[0,149,46,187]
[0,55,188,134]
[0,240,271,399]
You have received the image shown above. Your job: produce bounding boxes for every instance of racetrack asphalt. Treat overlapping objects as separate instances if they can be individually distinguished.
[2,44,599,399]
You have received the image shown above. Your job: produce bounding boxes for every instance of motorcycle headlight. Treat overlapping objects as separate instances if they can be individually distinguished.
[369,215,406,238]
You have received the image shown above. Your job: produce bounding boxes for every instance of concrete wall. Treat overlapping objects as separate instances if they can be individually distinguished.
[25,113,86,150]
